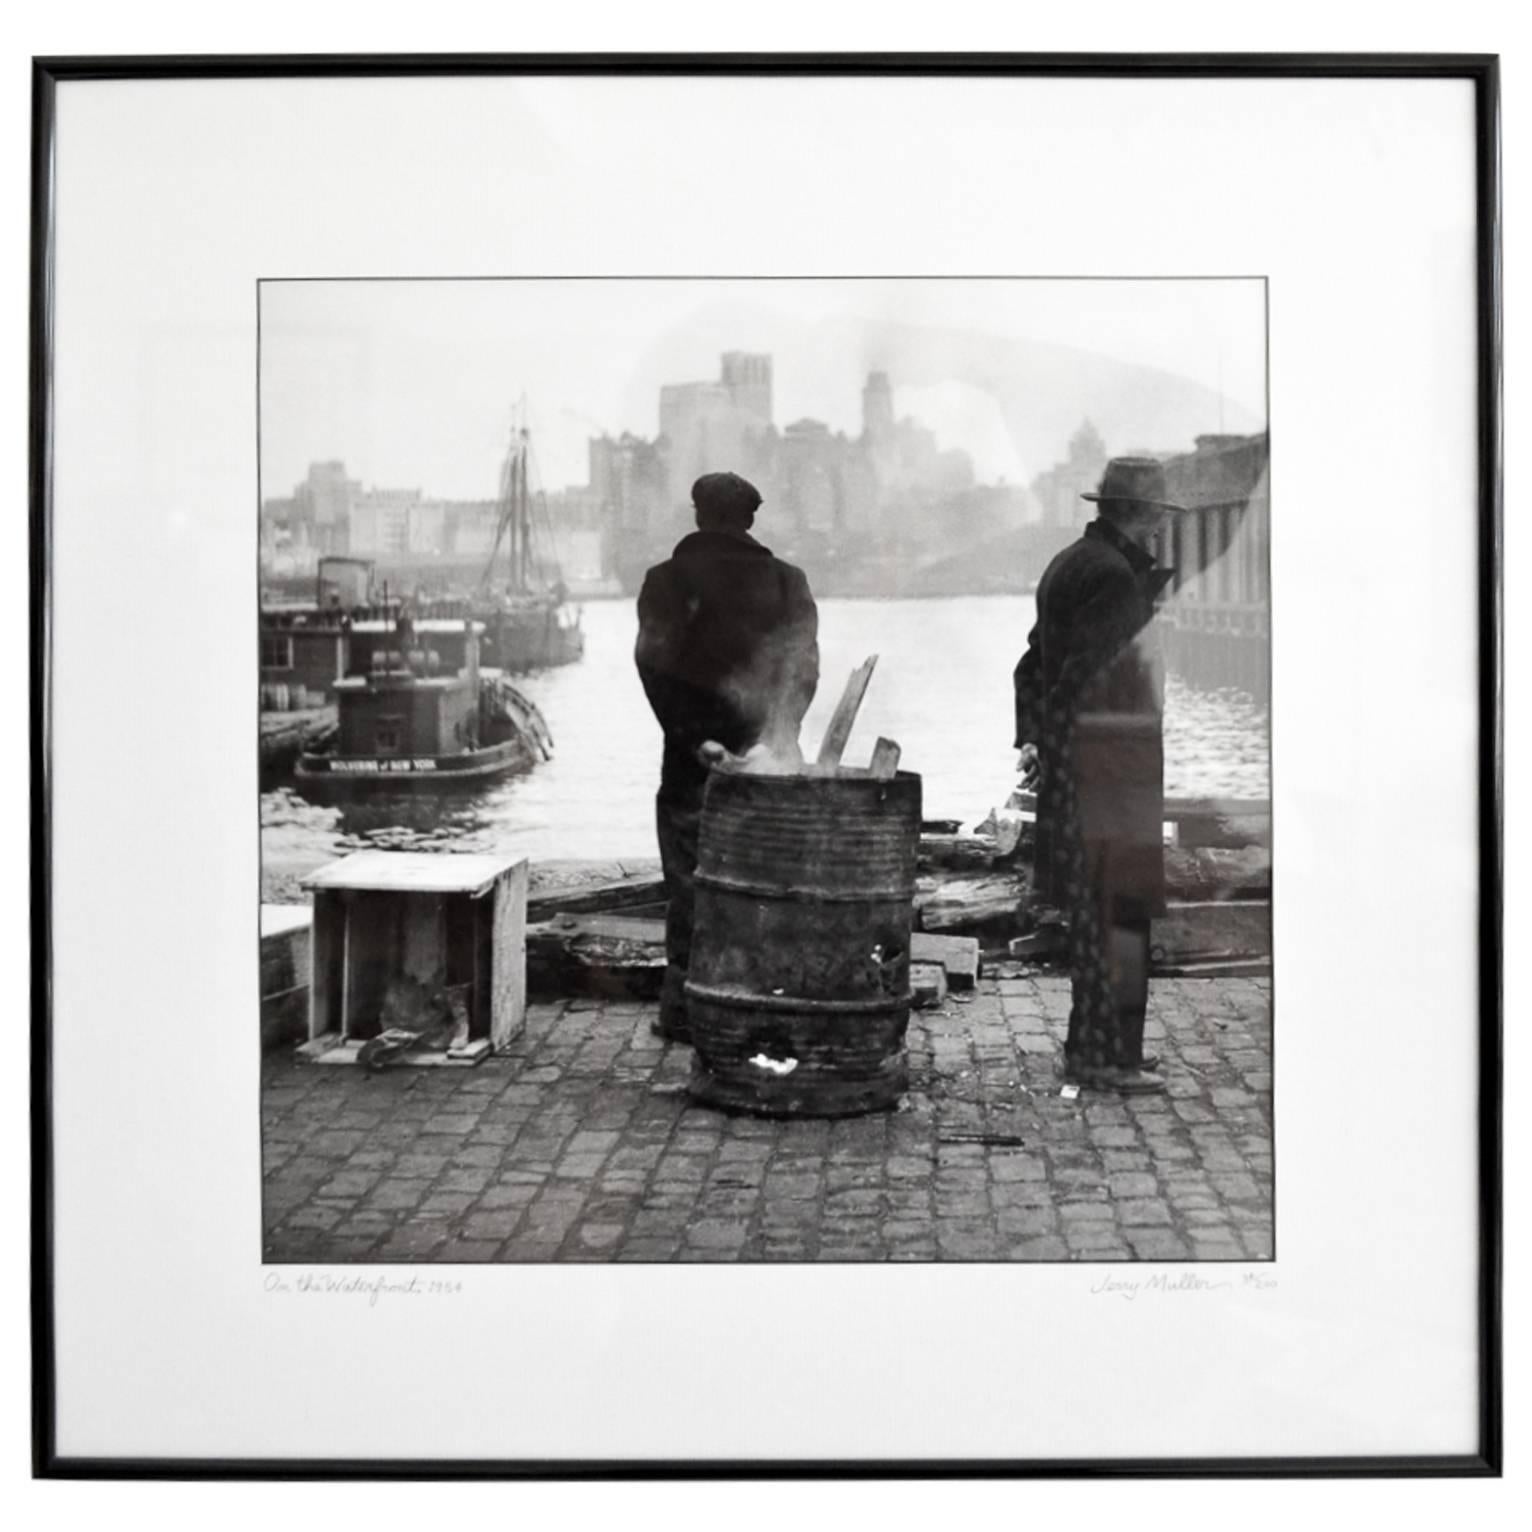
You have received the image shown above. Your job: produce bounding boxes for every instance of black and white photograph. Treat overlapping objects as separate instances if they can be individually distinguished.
[32,51,1499,1472]
[257,276,1273,1265]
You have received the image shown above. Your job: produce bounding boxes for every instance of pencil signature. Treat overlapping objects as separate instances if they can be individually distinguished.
[1090,1271,1275,1298]
[264,1271,464,1306]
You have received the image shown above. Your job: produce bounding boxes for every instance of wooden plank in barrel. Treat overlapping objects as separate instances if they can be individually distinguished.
[815,655,878,768]
[869,737,901,780]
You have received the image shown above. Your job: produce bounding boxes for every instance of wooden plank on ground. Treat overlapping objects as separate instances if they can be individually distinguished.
[1151,900,1271,965]
[910,932,981,990]
[526,873,668,922]
[546,914,666,943]
[1002,901,1271,973]
[1165,847,1270,900]
[1008,788,1271,849]
[918,833,997,870]
[1008,790,1270,823]
[1153,957,1272,979]
[526,915,667,1002]
[915,873,1024,934]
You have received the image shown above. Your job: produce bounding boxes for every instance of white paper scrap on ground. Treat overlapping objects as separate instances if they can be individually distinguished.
[749,1053,799,1076]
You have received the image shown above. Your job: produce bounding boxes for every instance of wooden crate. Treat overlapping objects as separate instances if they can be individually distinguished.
[298,851,527,1063]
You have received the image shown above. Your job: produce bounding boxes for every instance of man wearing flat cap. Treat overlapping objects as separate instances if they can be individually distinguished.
[635,471,820,1041]
[1013,457,1181,1093]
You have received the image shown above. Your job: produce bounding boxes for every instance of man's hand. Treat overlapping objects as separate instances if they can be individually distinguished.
[1016,743,1041,791]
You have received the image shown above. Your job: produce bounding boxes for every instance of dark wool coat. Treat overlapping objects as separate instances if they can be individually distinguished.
[635,528,820,803]
[1013,518,1173,917]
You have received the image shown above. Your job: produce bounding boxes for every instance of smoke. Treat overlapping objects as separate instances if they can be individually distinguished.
[715,621,820,765]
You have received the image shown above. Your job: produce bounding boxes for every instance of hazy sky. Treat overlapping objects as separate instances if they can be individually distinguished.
[259,278,1267,501]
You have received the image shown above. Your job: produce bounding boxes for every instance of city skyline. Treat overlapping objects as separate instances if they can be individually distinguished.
[258,279,1267,500]
[263,356,980,509]
[261,352,1011,591]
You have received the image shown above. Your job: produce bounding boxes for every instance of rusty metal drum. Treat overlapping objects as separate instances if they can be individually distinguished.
[684,768,922,1116]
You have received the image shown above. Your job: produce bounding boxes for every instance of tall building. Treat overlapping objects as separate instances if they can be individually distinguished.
[348,487,422,557]
[302,460,358,529]
[720,351,772,423]
[589,432,671,589]
[1029,418,1108,528]
[571,356,990,588]
[259,460,359,566]
[281,460,362,554]
[861,370,895,442]
[779,419,844,536]
[659,352,775,507]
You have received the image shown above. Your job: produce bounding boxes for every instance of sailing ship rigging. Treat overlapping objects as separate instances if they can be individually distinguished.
[472,415,586,672]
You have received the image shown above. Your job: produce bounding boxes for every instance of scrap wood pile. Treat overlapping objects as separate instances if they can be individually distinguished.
[523,655,1275,999]
[523,831,1272,998]
[527,912,669,1002]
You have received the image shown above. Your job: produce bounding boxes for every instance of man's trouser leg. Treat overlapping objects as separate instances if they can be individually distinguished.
[1062,846,1122,1073]
[1108,910,1151,1067]
[655,788,703,1042]
[1045,743,1119,1074]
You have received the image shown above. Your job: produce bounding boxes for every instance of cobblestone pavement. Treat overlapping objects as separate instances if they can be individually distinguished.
[261,975,1273,1264]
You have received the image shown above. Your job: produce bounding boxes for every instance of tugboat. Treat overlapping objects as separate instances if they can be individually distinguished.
[294,611,553,790]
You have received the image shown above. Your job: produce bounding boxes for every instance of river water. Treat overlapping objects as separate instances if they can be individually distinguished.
[260,595,1270,898]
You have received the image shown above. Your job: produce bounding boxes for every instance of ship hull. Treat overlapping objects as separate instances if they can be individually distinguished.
[294,736,534,789]
[483,605,585,673]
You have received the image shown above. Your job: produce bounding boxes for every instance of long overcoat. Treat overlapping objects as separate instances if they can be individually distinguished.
[1013,518,1172,918]
[635,528,820,804]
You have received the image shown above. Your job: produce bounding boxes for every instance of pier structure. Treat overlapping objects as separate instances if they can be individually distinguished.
[1155,431,1271,701]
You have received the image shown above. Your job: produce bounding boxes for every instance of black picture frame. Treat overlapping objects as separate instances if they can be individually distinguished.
[30,52,1503,1479]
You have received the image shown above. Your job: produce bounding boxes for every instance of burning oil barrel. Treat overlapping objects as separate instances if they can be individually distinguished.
[684,767,922,1116]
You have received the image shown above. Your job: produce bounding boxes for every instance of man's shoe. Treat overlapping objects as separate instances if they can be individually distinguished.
[1138,1052,1161,1071]
[1097,1067,1164,1095]
[650,1011,691,1044]
[1065,1064,1165,1095]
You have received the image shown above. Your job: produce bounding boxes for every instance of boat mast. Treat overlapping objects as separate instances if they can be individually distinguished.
[479,403,538,597]
[507,434,520,593]
[518,428,532,591]
[481,417,521,597]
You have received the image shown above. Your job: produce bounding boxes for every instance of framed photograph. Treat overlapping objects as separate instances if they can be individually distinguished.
[32,54,1501,1474]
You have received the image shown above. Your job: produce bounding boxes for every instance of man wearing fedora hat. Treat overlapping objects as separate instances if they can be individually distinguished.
[1013,456,1182,1094]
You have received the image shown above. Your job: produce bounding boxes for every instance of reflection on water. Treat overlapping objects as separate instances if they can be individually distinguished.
[261,595,1270,889]
[1160,676,1270,799]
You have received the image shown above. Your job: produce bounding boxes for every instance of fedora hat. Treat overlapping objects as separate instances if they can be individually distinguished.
[1081,456,1187,513]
